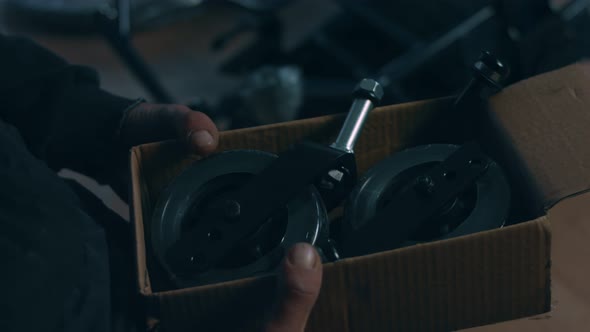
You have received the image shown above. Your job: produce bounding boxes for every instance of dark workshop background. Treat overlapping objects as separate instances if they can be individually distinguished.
[1,0,589,263]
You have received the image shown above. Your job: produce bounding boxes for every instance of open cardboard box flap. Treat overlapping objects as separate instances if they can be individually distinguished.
[130,63,590,331]
[488,62,590,212]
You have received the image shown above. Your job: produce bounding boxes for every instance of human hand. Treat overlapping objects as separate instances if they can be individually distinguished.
[119,102,219,155]
[264,243,323,332]
[120,103,323,332]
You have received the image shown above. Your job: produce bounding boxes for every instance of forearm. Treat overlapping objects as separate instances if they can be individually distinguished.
[0,33,139,188]
[0,119,111,332]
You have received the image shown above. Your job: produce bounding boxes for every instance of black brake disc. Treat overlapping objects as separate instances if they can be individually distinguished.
[151,149,329,288]
[342,144,510,253]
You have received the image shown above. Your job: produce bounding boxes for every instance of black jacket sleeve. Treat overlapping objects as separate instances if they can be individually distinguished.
[0,33,141,188]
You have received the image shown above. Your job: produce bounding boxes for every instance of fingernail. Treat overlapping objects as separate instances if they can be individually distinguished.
[191,130,214,148]
[288,243,317,269]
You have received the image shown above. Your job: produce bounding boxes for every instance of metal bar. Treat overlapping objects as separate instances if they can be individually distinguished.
[331,78,382,153]
[331,99,374,153]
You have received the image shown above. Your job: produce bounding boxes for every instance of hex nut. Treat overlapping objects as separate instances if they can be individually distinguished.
[354,78,384,102]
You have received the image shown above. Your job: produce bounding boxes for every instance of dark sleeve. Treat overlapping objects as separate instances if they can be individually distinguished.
[0,33,141,188]
[0,120,112,332]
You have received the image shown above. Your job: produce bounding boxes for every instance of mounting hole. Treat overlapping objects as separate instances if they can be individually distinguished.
[207,229,222,241]
[444,170,456,180]
[469,159,482,166]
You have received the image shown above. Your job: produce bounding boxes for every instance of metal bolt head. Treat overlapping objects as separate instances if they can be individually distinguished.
[474,51,509,84]
[354,78,384,102]
[480,51,507,73]
[328,169,344,182]
[224,200,241,219]
[415,175,436,196]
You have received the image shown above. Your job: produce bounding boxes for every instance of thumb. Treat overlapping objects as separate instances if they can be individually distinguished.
[265,243,323,332]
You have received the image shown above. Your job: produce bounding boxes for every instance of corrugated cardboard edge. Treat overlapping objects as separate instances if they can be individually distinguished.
[147,217,551,332]
[488,62,590,211]
[305,217,552,332]
[131,145,152,296]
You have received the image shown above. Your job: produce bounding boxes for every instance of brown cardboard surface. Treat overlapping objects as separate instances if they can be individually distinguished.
[488,63,590,211]
[130,88,554,331]
[463,191,590,331]
[150,219,549,332]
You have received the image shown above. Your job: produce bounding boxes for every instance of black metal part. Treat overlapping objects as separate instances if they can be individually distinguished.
[165,142,356,274]
[454,50,509,109]
[341,142,510,258]
[315,165,356,211]
[316,78,383,209]
[151,150,330,287]
[451,50,509,141]
[152,78,380,286]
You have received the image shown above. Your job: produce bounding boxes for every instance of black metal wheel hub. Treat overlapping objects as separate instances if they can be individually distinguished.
[341,144,510,256]
[151,150,329,288]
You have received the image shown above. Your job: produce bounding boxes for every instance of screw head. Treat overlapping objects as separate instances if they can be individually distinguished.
[415,175,436,196]
[354,78,384,102]
[474,51,509,84]
[224,200,241,219]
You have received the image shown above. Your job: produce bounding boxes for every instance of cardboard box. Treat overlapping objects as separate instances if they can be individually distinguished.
[129,63,590,331]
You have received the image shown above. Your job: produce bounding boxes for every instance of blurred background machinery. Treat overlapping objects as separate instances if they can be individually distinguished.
[0,0,590,129]
[2,0,589,130]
